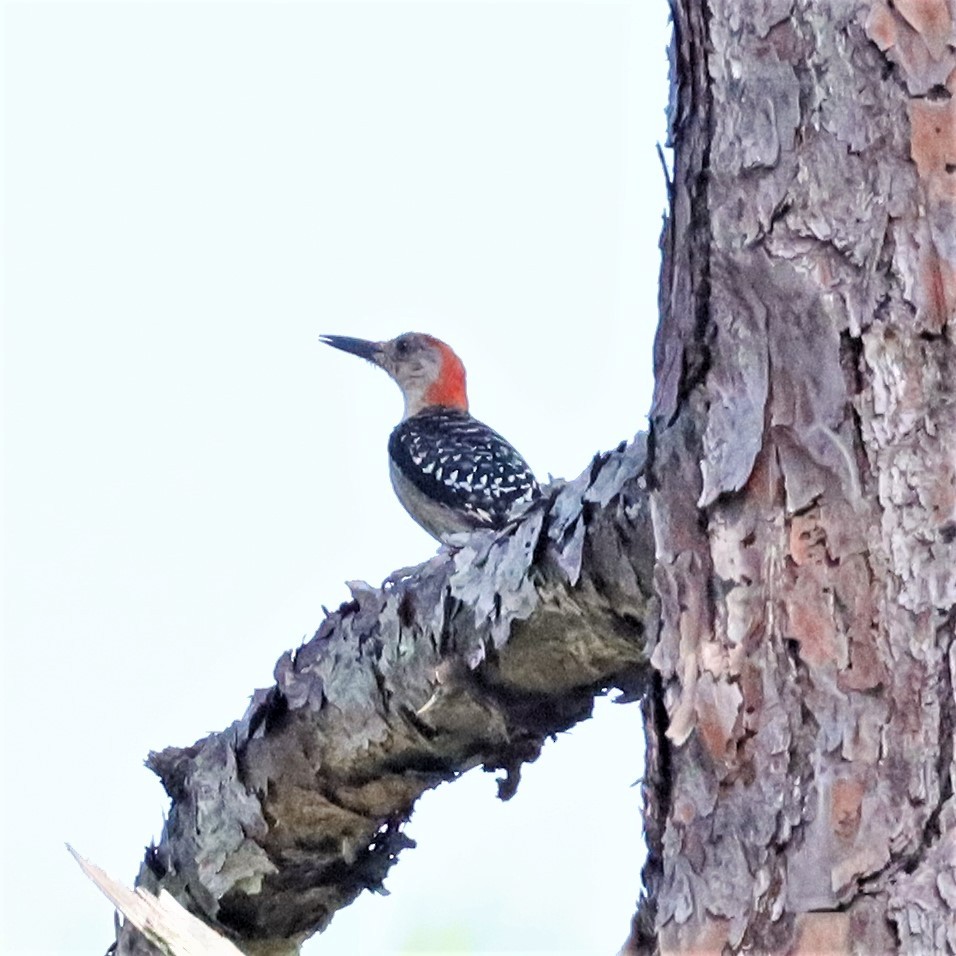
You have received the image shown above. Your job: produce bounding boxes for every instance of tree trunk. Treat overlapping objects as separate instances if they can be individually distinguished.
[631,0,956,950]
[109,1,956,954]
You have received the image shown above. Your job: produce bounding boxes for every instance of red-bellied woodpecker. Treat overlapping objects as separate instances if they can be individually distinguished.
[320,332,541,541]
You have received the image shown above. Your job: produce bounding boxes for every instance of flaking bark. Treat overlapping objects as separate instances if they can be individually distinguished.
[114,438,657,956]
[629,0,956,952]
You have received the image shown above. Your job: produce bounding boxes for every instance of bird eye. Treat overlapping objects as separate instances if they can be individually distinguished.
[395,336,412,356]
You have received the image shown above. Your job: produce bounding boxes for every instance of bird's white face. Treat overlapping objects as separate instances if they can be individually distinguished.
[378,333,444,417]
[379,333,468,418]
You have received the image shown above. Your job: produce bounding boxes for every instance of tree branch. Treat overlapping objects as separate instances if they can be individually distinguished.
[113,434,657,956]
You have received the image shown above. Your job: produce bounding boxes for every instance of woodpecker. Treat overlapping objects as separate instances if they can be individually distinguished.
[320,332,541,542]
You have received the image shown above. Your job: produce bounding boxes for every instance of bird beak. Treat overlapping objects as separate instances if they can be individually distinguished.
[319,335,384,366]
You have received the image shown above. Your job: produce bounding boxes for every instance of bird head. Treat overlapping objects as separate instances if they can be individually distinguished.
[320,332,468,419]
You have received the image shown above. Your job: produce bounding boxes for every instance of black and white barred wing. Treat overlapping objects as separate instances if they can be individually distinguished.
[388,409,540,530]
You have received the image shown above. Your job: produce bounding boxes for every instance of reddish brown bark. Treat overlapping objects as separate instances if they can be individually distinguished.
[632,0,956,951]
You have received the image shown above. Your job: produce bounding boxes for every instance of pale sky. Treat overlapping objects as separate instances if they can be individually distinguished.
[2,2,670,953]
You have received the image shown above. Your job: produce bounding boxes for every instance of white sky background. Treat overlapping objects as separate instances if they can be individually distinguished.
[2,2,670,953]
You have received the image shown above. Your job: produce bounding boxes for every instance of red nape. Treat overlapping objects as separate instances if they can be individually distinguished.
[423,337,469,411]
